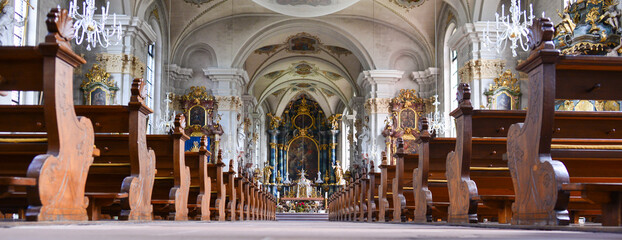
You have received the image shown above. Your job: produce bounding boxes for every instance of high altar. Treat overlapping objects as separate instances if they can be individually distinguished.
[263,95,343,196]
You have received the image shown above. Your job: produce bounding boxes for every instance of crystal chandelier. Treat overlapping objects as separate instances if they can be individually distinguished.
[69,0,123,51]
[484,0,535,57]
[157,92,175,133]
[426,95,446,135]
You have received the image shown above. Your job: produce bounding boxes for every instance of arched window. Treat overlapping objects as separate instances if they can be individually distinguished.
[443,22,457,136]
[146,43,155,132]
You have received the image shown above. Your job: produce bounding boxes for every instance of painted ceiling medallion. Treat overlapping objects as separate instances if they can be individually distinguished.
[252,0,359,17]
[184,0,214,7]
[390,0,425,10]
[294,63,314,75]
[287,32,321,54]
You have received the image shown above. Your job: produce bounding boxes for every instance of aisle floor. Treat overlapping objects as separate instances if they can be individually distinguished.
[1,220,621,240]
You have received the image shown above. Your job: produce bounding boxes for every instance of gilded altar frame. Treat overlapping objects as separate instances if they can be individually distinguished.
[484,69,521,110]
[383,89,426,156]
[80,64,118,105]
[285,96,321,180]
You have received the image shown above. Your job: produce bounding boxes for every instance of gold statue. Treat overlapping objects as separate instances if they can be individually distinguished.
[327,114,343,130]
[266,113,282,130]
[555,10,576,37]
[263,165,274,183]
[333,161,344,185]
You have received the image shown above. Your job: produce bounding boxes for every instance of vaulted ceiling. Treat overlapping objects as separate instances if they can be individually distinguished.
[159,0,445,115]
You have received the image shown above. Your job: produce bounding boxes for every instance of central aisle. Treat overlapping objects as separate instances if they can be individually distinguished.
[2,221,620,240]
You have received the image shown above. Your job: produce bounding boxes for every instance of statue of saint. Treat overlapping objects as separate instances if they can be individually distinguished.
[263,165,273,183]
[334,162,344,185]
[555,11,576,37]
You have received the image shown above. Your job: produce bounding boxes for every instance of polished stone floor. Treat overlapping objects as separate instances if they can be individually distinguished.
[1,221,621,240]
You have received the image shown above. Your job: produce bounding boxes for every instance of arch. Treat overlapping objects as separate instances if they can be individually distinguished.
[177,42,219,68]
[248,56,356,98]
[389,49,423,72]
[230,18,375,71]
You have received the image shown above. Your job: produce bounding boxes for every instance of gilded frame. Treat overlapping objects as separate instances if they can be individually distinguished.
[86,86,110,105]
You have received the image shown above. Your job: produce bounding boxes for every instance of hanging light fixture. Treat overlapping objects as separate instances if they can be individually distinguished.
[484,0,535,57]
[69,0,123,50]
[426,0,446,136]
[427,95,446,135]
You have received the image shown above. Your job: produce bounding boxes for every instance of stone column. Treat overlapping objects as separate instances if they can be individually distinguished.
[97,16,156,105]
[268,129,279,194]
[447,22,506,109]
[204,68,247,171]
[358,70,403,171]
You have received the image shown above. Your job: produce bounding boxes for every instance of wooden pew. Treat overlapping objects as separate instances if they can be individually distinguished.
[79,78,156,221]
[508,18,622,226]
[407,122,455,223]
[378,152,396,222]
[207,152,226,221]
[366,161,381,222]
[148,114,190,220]
[184,136,211,220]
[0,9,95,221]
[445,84,518,224]
[358,165,369,222]
[223,159,237,221]
[392,143,418,222]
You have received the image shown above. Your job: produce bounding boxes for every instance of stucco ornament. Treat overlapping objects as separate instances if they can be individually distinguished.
[252,0,359,17]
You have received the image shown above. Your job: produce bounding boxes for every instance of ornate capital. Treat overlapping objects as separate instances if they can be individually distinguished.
[215,96,242,111]
[458,59,505,83]
[96,53,146,79]
[364,98,392,114]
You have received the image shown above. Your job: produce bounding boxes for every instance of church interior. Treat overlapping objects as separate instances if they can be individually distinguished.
[1,0,622,239]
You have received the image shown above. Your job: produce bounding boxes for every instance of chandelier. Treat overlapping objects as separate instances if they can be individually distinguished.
[157,92,175,133]
[69,0,123,51]
[426,95,446,135]
[484,0,535,57]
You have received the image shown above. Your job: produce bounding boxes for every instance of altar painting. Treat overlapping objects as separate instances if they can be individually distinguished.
[287,136,319,181]
[398,108,419,153]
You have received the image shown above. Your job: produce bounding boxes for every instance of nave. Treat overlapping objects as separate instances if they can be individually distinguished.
[2,0,622,238]
[1,221,621,240]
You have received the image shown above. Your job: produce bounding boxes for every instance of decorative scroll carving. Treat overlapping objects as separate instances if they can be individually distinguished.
[169,114,191,220]
[484,70,521,110]
[26,8,94,221]
[119,79,156,220]
[446,83,478,224]
[508,18,570,225]
[412,118,432,223]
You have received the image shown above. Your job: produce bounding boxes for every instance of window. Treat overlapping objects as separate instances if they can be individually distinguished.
[449,50,458,112]
[9,0,34,105]
[13,0,29,46]
[146,43,156,132]
[443,23,457,137]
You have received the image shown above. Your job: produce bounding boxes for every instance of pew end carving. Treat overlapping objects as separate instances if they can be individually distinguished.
[446,83,478,224]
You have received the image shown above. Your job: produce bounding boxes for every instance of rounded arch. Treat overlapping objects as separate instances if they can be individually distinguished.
[389,49,423,72]
[248,56,356,98]
[230,18,375,70]
[176,42,219,68]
